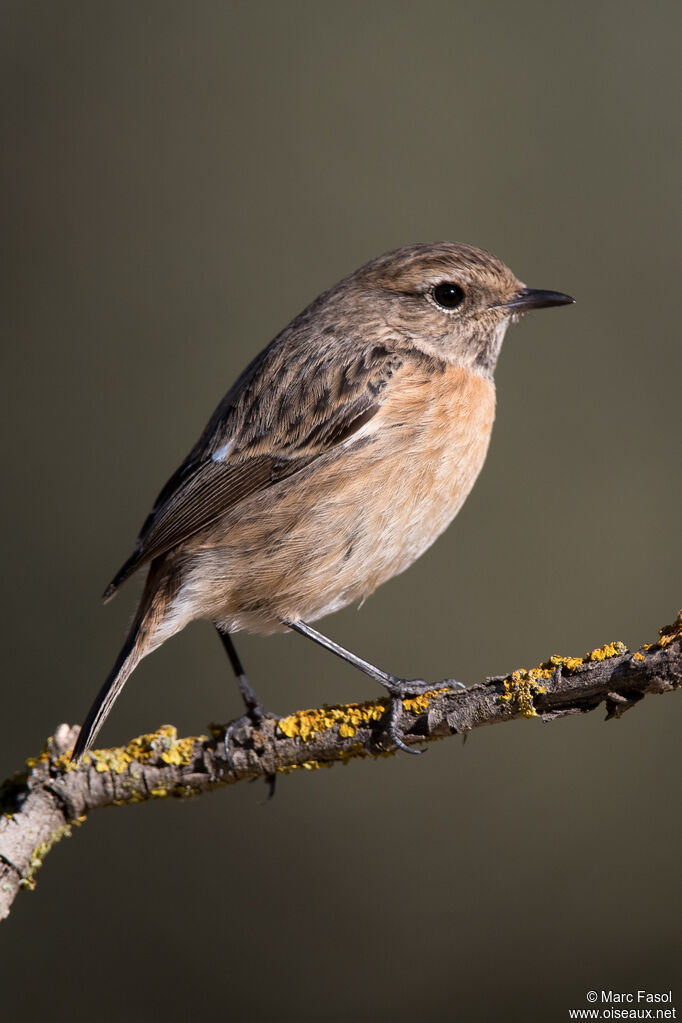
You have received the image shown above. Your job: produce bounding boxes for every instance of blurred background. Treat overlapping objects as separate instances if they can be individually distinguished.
[1,1,680,1019]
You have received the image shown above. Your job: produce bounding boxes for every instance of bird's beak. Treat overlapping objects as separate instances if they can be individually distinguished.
[491,288,575,312]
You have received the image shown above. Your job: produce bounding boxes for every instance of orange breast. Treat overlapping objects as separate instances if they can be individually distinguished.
[182,360,496,631]
[349,361,496,589]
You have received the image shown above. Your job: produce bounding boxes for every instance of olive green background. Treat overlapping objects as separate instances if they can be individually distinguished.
[2,2,680,1020]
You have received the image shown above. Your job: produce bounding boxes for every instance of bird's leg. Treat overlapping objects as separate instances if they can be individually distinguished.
[216,627,278,787]
[281,618,464,755]
[216,627,266,720]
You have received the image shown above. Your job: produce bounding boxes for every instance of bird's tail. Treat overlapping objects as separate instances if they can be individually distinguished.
[71,562,176,763]
[70,627,143,762]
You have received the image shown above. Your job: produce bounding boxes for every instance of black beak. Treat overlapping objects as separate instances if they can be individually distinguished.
[492,288,575,312]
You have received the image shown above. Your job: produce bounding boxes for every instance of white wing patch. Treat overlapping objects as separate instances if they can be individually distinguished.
[211,437,235,462]
[342,416,379,447]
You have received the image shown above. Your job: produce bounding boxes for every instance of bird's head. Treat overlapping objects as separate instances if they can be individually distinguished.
[336,241,574,376]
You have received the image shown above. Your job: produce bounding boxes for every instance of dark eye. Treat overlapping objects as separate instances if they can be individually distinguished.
[432,282,465,310]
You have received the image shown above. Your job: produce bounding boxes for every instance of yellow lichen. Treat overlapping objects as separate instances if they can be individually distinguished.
[501,638,630,717]
[159,736,196,767]
[403,691,445,713]
[113,793,145,806]
[632,651,645,662]
[20,821,81,891]
[82,725,201,774]
[277,689,444,743]
[654,613,682,649]
[25,749,49,771]
[587,641,628,662]
[547,654,584,672]
[540,641,628,675]
[53,751,78,773]
[278,700,385,742]
[500,669,548,717]
[89,747,132,775]
[125,725,197,764]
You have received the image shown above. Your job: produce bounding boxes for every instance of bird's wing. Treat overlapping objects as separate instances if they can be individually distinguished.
[103,339,406,599]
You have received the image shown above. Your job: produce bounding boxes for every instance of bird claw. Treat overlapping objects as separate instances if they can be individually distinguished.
[381,695,424,755]
[378,678,466,755]
[223,703,279,772]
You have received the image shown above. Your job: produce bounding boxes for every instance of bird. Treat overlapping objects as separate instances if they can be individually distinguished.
[72,241,574,762]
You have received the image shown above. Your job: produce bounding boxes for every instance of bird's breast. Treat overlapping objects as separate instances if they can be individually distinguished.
[183,361,496,630]
[346,361,496,588]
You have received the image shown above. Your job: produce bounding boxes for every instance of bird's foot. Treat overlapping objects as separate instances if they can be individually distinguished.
[378,677,466,755]
[223,700,280,779]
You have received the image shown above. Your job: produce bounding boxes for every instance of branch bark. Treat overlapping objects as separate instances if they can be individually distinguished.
[2,613,680,921]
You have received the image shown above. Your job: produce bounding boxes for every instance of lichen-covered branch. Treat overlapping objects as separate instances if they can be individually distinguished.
[1,613,680,921]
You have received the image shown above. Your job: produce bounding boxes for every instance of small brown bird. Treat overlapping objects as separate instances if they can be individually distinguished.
[73,242,573,761]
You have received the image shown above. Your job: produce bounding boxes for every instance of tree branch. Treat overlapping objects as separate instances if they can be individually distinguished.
[2,612,680,921]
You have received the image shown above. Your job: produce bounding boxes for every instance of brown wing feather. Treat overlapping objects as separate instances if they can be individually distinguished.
[102,347,395,601]
[129,457,275,564]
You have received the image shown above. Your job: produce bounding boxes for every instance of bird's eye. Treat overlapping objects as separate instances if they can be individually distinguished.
[432,282,465,310]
